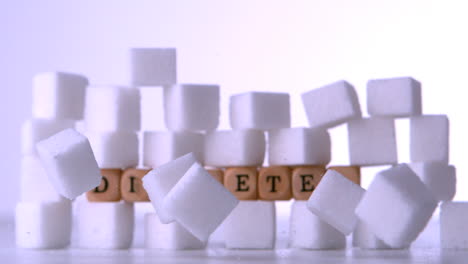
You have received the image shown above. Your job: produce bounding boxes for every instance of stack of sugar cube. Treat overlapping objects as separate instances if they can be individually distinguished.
[17,72,93,249]
[300,77,456,250]
[17,46,463,252]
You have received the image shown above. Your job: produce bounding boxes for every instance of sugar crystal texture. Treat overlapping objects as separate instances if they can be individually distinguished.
[163,162,239,242]
[408,162,456,201]
[32,72,88,119]
[75,201,134,249]
[229,92,290,130]
[145,213,206,250]
[302,80,361,129]
[268,127,331,166]
[307,169,365,235]
[21,118,76,155]
[204,129,266,167]
[143,153,198,223]
[410,115,449,163]
[143,131,204,168]
[86,131,139,169]
[224,201,276,249]
[84,85,140,132]
[36,128,101,199]
[164,84,219,131]
[348,117,398,166]
[290,201,346,249]
[355,164,438,248]
[367,77,422,117]
[15,200,72,249]
[440,202,468,249]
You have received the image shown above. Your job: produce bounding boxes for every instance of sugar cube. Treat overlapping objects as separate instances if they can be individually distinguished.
[290,201,345,249]
[268,127,331,166]
[143,131,204,168]
[440,202,468,249]
[145,213,206,250]
[84,85,140,132]
[302,80,361,129]
[164,84,219,131]
[408,162,456,201]
[367,77,422,117]
[86,131,139,169]
[32,72,88,119]
[348,117,398,166]
[204,129,266,167]
[21,118,75,155]
[355,164,438,248]
[129,48,177,86]
[143,153,197,223]
[224,201,276,249]
[36,128,101,199]
[140,86,165,131]
[15,200,71,249]
[352,221,393,250]
[20,156,64,202]
[229,92,290,130]
[163,162,239,242]
[75,201,134,249]
[410,115,449,163]
[307,169,365,235]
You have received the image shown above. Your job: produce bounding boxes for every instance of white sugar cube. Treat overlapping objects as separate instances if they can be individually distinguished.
[15,200,71,249]
[84,86,140,132]
[348,118,398,166]
[164,84,219,131]
[163,162,239,242]
[440,202,468,249]
[20,156,64,202]
[140,86,165,131]
[367,77,422,117]
[355,164,438,248]
[129,48,177,86]
[410,115,449,163]
[21,119,75,155]
[36,128,101,199]
[32,72,88,119]
[352,221,392,250]
[229,92,290,130]
[86,131,139,169]
[143,153,198,223]
[76,201,134,249]
[302,80,361,129]
[289,201,345,250]
[224,201,276,249]
[204,130,266,167]
[143,131,204,168]
[307,170,365,235]
[145,213,206,250]
[268,127,331,166]
[408,162,456,201]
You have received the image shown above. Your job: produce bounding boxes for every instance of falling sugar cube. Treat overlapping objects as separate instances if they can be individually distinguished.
[36,128,101,199]
[355,164,438,248]
[307,169,365,235]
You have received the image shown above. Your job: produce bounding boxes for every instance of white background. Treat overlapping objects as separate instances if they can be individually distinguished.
[2,0,468,219]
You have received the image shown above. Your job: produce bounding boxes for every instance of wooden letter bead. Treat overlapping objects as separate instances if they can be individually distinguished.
[292,166,326,200]
[258,166,292,201]
[86,169,122,202]
[121,168,151,202]
[328,166,361,185]
[224,167,258,200]
[207,168,224,184]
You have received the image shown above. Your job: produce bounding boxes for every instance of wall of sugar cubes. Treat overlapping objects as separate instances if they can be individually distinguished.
[2,0,468,218]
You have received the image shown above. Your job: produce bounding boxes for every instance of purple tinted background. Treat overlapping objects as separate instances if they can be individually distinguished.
[1,0,467,219]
